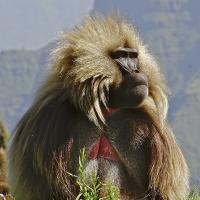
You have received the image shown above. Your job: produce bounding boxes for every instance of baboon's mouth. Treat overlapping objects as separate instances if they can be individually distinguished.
[133,80,148,87]
[125,78,148,89]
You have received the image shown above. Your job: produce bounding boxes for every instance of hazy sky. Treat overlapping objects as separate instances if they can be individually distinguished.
[0,0,94,51]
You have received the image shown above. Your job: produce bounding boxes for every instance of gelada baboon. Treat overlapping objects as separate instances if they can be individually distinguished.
[0,121,9,195]
[9,16,189,200]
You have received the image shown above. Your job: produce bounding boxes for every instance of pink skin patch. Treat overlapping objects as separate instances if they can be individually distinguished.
[101,107,117,118]
[88,107,119,161]
[88,135,119,161]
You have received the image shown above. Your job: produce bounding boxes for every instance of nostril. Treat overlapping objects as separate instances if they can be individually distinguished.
[134,69,139,73]
[120,68,139,76]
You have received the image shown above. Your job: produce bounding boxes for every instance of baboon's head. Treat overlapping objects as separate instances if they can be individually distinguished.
[51,15,168,126]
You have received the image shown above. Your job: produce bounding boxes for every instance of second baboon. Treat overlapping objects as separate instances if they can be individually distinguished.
[0,121,9,195]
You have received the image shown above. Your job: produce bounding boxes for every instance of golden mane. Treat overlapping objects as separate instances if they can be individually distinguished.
[50,15,168,126]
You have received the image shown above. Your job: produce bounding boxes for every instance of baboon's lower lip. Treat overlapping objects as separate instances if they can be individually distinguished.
[133,80,148,87]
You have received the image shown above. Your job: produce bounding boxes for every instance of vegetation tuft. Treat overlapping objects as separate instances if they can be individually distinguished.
[75,148,120,200]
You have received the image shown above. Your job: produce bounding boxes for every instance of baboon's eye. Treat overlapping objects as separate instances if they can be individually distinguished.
[110,50,128,59]
[129,51,138,59]
[110,48,138,59]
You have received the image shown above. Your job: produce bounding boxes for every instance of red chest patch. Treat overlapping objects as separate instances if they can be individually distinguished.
[88,135,119,161]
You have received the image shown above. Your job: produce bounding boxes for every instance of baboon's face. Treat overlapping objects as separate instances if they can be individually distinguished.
[108,47,148,108]
[67,42,150,110]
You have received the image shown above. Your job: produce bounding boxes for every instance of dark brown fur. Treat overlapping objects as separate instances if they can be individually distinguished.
[9,16,189,200]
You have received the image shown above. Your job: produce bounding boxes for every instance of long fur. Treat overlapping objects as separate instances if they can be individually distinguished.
[9,15,189,200]
[0,121,9,194]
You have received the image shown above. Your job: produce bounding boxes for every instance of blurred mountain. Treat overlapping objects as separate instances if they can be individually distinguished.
[0,0,199,186]
[0,44,53,130]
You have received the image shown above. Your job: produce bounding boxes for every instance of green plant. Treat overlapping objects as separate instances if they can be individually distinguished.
[105,182,120,200]
[75,148,119,200]
[187,188,200,200]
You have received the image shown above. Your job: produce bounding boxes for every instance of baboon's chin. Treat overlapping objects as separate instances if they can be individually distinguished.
[108,85,148,109]
[134,85,149,107]
[127,85,149,108]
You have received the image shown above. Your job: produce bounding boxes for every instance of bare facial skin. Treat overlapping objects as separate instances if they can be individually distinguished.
[109,47,148,108]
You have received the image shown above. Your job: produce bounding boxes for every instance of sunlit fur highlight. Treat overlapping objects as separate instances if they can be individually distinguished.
[9,15,189,200]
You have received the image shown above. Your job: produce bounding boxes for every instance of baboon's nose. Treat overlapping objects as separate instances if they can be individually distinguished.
[111,47,139,76]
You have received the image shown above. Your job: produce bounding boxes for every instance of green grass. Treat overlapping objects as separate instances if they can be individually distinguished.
[75,148,120,200]
[187,188,200,200]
